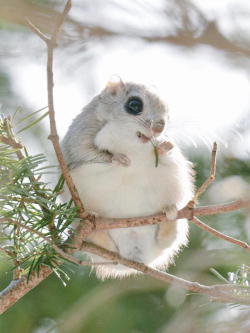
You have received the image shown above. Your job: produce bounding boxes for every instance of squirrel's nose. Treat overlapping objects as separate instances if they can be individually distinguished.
[151,120,165,134]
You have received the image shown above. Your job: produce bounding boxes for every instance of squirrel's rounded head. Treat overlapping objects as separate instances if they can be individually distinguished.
[98,78,169,143]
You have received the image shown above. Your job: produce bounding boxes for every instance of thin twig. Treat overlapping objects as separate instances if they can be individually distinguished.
[3,117,27,161]
[53,0,72,40]
[0,135,23,149]
[195,141,217,199]
[184,200,250,217]
[191,216,250,252]
[25,17,50,43]
[45,0,85,214]
[189,142,217,207]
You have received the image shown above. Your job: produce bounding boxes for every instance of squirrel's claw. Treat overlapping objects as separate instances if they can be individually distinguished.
[112,153,131,167]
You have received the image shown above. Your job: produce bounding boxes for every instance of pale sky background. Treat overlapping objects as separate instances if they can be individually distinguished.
[1,0,250,158]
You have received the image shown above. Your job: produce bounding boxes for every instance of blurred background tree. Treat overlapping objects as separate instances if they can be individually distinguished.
[0,0,250,332]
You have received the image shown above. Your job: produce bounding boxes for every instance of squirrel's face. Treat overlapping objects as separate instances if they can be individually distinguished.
[99,80,169,143]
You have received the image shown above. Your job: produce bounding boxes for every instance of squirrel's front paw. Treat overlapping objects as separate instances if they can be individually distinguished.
[112,153,131,167]
[156,141,174,155]
[162,204,178,221]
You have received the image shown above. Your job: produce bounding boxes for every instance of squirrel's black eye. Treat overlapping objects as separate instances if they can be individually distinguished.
[125,97,143,115]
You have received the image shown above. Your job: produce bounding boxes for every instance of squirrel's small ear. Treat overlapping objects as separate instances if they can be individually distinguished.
[105,76,125,96]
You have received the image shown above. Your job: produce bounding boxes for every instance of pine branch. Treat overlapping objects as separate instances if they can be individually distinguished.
[1,217,117,268]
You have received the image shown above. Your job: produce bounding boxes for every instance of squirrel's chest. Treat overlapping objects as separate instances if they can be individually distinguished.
[70,152,181,218]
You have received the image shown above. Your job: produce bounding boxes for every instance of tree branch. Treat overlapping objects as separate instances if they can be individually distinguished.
[0,267,53,314]
[86,21,250,58]
[92,200,250,230]
[81,241,250,305]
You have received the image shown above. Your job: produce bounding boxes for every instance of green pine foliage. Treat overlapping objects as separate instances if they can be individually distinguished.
[0,114,78,282]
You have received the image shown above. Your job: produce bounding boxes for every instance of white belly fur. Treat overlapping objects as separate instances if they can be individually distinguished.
[71,146,192,278]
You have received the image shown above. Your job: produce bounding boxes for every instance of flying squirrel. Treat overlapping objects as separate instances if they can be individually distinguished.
[61,79,194,279]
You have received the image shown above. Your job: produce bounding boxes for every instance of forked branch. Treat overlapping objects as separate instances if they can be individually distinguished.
[26,0,92,232]
[195,141,217,201]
